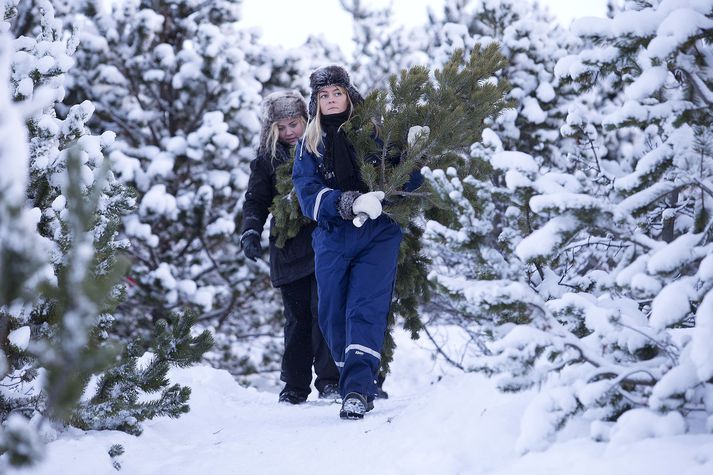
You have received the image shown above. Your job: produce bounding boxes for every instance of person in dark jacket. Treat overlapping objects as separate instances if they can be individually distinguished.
[292,66,421,419]
[240,90,340,404]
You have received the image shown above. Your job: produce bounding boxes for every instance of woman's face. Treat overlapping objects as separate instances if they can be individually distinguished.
[276,116,305,145]
[318,86,348,115]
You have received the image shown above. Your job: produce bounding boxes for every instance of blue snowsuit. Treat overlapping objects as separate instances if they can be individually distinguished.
[292,139,420,399]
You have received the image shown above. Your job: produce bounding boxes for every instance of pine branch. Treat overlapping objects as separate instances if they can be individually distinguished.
[347,45,511,228]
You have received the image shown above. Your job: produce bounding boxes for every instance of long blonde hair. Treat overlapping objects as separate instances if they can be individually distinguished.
[304,86,354,157]
[265,116,307,160]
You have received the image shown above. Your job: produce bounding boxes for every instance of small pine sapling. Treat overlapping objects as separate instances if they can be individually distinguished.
[344,44,511,226]
[269,152,312,248]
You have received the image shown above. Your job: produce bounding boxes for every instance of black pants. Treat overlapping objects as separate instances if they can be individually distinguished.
[279,274,339,396]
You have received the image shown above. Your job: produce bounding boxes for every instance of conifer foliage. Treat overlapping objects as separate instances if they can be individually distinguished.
[68,0,270,336]
[346,44,511,226]
[71,311,213,435]
[422,0,713,452]
[269,156,311,248]
[419,0,582,348]
[0,2,212,468]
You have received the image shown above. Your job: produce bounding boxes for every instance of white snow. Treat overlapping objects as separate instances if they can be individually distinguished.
[491,150,539,173]
[536,82,556,103]
[122,215,159,247]
[145,152,174,179]
[192,286,215,311]
[11,329,713,475]
[480,128,503,150]
[529,193,600,214]
[516,215,580,261]
[164,136,187,156]
[647,233,702,274]
[0,40,30,203]
[8,326,31,351]
[625,66,669,101]
[648,8,713,59]
[517,387,578,453]
[407,125,430,147]
[15,77,33,97]
[630,273,662,296]
[649,361,700,411]
[521,96,547,124]
[609,409,687,444]
[650,279,697,329]
[207,170,231,189]
[205,217,235,237]
[149,263,176,290]
[139,185,178,219]
[691,289,713,381]
[176,279,197,298]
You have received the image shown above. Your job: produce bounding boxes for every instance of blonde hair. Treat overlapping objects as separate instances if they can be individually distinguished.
[304,86,354,157]
[265,116,306,159]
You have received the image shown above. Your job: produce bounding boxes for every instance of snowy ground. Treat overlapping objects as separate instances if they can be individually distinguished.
[10,329,713,475]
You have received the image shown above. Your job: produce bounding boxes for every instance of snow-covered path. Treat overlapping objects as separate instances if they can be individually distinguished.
[12,331,713,475]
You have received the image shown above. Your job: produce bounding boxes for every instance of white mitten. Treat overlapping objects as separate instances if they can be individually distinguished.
[352,191,385,224]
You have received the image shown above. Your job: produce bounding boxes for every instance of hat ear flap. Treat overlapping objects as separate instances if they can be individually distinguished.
[347,86,364,108]
[308,95,317,119]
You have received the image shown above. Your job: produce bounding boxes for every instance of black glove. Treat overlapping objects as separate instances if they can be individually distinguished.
[240,231,262,261]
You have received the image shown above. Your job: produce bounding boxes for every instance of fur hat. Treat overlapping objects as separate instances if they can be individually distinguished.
[308,65,364,119]
[259,90,308,150]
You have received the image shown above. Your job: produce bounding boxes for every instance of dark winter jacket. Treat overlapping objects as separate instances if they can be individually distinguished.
[241,142,316,287]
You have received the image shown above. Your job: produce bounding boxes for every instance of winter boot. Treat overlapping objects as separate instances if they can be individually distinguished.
[278,387,308,405]
[375,373,389,399]
[339,392,374,420]
[318,383,341,400]
[375,387,389,399]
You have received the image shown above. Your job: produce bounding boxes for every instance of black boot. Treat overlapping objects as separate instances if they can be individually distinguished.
[278,386,308,405]
[318,383,340,400]
[375,372,389,399]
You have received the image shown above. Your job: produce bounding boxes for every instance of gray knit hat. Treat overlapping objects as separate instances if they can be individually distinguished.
[308,65,364,119]
[259,90,308,150]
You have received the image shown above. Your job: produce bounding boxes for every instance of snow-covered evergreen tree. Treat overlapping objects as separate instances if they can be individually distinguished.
[64,0,284,378]
[432,0,713,452]
[0,2,131,449]
[0,19,50,467]
[340,0,429,91]
[255,33,348,97]
[426,0,581,170]
[420,0,580,354]
[68,0,261,322]
[1,2,212,467]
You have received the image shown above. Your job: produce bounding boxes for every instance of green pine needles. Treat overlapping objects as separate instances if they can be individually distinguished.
[71,311,214,436]
[344,44,511,226]
[269,152,312,248]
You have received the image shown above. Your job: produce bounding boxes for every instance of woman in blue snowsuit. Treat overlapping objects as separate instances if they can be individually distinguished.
[293,65,421,419]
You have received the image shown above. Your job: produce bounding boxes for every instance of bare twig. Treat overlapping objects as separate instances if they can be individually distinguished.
[390,190,432,198]
[422,324,466,371]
